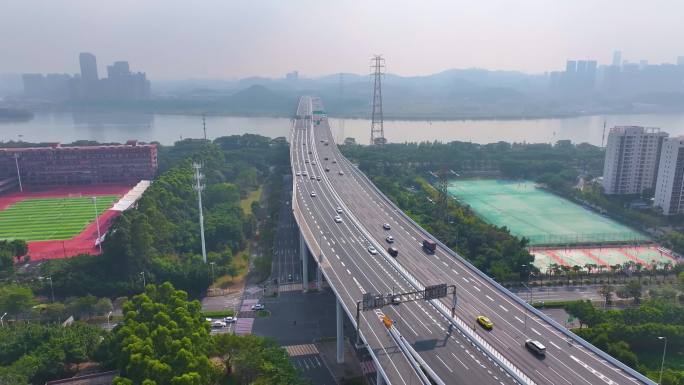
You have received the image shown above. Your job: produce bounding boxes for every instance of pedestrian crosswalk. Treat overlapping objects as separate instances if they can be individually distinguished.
[360,360,376,375]
[279,283,303,292]
[285,344,319,357]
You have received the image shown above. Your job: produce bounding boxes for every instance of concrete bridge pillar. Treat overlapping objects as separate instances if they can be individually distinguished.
[336,298,344,364]
[300,232,308,291]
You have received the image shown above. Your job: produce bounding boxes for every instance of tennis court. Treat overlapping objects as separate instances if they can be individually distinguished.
[447,179,648,245]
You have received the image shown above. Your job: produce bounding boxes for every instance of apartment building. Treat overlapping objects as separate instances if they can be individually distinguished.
[654,137,684,215]
[602,126,668,195]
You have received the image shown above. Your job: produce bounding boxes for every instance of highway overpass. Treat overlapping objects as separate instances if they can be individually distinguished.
[290,96,655,385]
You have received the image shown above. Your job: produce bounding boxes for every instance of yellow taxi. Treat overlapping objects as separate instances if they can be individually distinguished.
[476,315,493,330]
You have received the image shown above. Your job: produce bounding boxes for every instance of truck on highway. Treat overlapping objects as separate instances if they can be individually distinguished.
[422,239,437,254]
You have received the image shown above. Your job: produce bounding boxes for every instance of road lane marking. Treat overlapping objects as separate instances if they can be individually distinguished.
[549,367,572,384]
[498,305,508,312]
[535,370,553,384]
[514,316,523,324]
[451,269,459,275]
[436,356,453,373]
[570,355,618,385]
[550,341,561,350]
[531,327,541,336]
[451,352,469,370]
[472,285,481,292]
[346,269,351,275]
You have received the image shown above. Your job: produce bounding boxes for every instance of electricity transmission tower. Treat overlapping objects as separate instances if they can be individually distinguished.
[193,162,207,264]
[370,55,386,145]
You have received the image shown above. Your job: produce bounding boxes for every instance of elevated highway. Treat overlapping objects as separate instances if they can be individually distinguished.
[291,96,655,385]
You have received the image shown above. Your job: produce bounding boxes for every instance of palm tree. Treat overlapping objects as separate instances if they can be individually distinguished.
[572,265,583,285]
[635,263,643,283]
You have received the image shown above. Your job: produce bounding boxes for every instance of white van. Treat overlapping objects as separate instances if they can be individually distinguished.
[525,339,546,356]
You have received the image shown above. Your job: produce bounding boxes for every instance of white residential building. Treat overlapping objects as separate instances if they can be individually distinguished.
[654,137,684,215]
[602,126,668,195]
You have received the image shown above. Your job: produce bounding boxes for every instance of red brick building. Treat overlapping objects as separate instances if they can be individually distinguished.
[0,141,157,186]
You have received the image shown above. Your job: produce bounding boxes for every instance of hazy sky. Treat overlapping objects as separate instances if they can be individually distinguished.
[2,0,682,80]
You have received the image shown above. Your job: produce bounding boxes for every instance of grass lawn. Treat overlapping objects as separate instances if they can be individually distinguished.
[0,195,119,241]
[239,187,262,215]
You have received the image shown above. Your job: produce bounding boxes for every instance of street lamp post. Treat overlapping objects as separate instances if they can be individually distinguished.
[140,271,146,288]
[13,153,22,192]
[521,264,532,334]
[92,197,102,253]
[107,311,112,330]
[658,336,668,384]
[0,312,7,327]
[209,262,216,283]
[46,276,55,303]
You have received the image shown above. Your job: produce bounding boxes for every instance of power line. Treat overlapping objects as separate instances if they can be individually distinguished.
[370,55,386,145]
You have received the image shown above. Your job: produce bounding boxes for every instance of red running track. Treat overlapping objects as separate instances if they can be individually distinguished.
[27,210,121,261]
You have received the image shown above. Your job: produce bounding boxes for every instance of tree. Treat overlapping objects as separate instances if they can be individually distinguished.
[106,282,217,385]
[598,285,614,308]
[0,284,34,320]
[617,281,642,304]
[94,297,113,316]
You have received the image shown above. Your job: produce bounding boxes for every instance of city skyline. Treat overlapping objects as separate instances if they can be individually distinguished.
[1,0,683,79]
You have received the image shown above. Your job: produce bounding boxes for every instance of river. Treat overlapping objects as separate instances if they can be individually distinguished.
[2,111,684,146]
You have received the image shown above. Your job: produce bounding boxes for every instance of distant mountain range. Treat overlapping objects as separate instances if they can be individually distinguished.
[5,67,683,119]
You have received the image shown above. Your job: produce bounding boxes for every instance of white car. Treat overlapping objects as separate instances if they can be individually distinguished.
[296,171,301,176]
[251,304,265,311]
[386,235,394,243]
[302,171,308,176]
[336,207,343,214]
[338,171,344,175]
[223,316,237,323]
[383,223,391,230]
[312,161,317,165]
[211,320,227,329]
[310,191,317,197]
[367,245,378,255]
[334,215,342,223]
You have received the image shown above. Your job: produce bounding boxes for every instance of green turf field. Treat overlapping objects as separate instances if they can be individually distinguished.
[0,195,119,241]
[448,180,648,245]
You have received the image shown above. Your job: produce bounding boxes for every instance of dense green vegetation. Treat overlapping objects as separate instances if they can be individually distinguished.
[0,282,301,385]
[566,285,684,385]
[36,134,288,298]
[99,282,301,385]
[0,239,27,274]
[0,322,104,385]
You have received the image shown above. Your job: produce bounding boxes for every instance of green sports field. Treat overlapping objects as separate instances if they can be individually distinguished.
[0,196,119,241]
[447,180,648,245]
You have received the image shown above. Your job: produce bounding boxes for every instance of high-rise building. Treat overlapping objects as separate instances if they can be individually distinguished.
[654,137,684,215]
[602,126,668,195]
[79,52,98,83]
[565,60,577,73]
[678,56,684,66]
[612,50,622,67]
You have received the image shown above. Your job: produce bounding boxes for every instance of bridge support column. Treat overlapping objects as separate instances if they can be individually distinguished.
[300,233,308,291]
[336,298,344,364]
[316,263,322,290]
[376,370,385,385]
